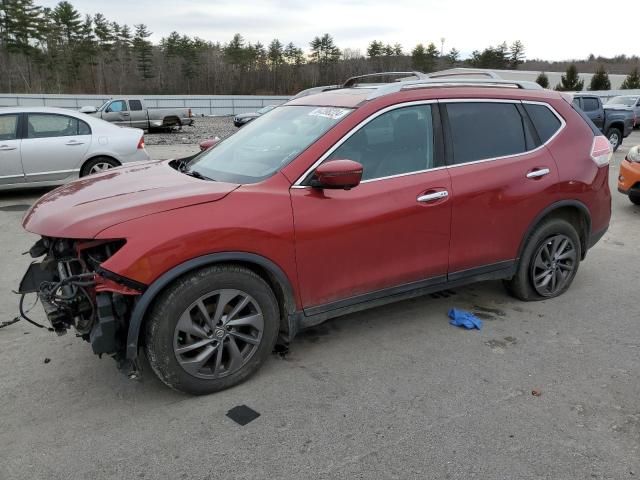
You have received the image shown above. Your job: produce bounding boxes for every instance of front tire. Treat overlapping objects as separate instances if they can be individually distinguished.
[504,218,581,301]
[630,193,640,206]
[606,127,622,152]
[144,265,279,395]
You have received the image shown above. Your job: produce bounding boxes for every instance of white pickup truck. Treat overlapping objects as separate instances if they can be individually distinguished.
[80,98,195,131]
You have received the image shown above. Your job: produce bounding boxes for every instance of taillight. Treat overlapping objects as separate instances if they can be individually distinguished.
[590,135,612,167]
[137,136,145,150]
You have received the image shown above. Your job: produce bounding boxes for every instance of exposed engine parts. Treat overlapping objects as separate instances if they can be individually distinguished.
[17,237,141,367]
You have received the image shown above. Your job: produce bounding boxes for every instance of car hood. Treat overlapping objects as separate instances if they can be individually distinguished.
[604,104,633,111]
[23,160,240,239]
[235,112,260,120]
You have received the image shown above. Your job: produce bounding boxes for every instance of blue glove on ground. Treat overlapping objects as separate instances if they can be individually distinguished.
[448,308,483,330]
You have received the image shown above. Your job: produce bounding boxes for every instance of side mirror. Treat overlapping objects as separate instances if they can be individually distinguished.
[199,136,220,151]
[79,106,98,114]
[311,159,363,190]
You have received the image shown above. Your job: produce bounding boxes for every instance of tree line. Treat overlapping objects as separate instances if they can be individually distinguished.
[1,0,639,95]
[535,64,640,91]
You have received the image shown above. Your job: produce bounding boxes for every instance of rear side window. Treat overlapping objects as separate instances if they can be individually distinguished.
[523,104,562,143]
[582,97,600,112]
[129,100,143,111]
[446,102,527,164]
[0,114,18,141]
[27,114,81,138]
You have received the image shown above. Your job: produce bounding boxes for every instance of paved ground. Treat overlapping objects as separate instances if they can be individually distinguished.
[0,131,639,480]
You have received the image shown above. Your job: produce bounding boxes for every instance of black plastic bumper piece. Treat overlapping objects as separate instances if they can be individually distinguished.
[90,293,118,355]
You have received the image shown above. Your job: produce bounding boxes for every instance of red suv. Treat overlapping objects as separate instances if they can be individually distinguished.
[19,74,612,394]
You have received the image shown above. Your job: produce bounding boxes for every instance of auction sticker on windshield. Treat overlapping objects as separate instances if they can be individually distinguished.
[308,107,351,120]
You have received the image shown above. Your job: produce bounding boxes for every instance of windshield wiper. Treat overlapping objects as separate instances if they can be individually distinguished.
[184,169,214,181]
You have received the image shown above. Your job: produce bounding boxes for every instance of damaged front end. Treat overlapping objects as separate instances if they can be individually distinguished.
[18,237,143,372]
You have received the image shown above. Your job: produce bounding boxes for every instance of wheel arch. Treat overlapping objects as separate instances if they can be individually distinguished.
[517,200,592,263]
[125,252,298,361]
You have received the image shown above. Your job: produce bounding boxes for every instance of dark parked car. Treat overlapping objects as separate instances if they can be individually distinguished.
[572,94,634,150]
[19,73,612,395]
[233,104,276,127]
[605,95,640,128]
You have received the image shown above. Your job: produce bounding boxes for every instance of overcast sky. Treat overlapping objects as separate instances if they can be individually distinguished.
[39,0,638,61]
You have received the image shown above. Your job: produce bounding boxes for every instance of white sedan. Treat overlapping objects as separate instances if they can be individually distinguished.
[0,106,150,190]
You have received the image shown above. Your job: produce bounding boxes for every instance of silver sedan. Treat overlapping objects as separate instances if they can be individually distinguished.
[0,106,150,190]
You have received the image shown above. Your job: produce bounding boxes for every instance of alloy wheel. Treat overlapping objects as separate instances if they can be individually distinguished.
[608,133,620,148]
[530,234,577,297]
[173,289,264,379]
[89,162,115,174]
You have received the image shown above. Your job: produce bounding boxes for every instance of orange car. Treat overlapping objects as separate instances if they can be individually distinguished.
[618,145,640,205]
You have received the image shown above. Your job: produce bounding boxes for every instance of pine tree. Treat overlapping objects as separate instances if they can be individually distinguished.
[621,67,640,89]
[1,0,44,54]
[589,65,610,91]
[411,43,426,71]
[555,64,584,91]
[309,34,340,64]
[509,40,525,69]
[367,40,383,58]
[132,23,153,79]
[446,48,460,65]
[535,72,549,88]
[53,1,81,44]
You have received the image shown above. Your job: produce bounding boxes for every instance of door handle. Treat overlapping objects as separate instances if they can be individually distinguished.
[65,141,85,146]
[122,113,130,117]
[417,190,449,203]
[0,145,16,151]
[526,168,550,179]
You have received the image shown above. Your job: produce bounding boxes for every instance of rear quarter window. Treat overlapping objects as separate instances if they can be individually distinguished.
[523,104,562,143]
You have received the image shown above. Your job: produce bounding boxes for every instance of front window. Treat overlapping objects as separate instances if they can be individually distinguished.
[188,105,352,183]
[606,96,638,107]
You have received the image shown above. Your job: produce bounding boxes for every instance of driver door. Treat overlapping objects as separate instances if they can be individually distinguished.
[290,104,452,312]
[101,100,131,126]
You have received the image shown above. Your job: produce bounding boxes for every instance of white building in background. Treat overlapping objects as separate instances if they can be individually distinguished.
[432,68,639,99]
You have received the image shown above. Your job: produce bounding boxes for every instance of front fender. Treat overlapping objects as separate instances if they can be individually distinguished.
[124,252,297,361]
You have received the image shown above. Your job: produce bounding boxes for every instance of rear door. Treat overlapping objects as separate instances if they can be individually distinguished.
[128,99,148,129]
[442,100,561,278]
[101,100,131,126]
[0,113,24,185]
[291,103,452,310]
[20,113,92,182]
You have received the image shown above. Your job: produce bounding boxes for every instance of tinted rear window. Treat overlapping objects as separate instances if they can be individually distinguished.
[446,102,527,164]
[524,104,562,143]
[582,97,600,112]
[129,100,143,111]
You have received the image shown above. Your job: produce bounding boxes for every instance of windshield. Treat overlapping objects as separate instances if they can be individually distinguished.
[97,101,110,112]
[187,105,352,183]
[606,96,637,107]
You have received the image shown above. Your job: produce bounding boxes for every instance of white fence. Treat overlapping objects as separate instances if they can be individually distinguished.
[0,94,291,116]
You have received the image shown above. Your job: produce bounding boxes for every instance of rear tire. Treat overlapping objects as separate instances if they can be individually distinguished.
[504,218,581,301]
[630,193,640,206]
[144,265,279,395]
[606,127,622,152]
[81,156,119,176]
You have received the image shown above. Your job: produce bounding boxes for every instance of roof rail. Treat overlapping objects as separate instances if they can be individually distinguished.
[366,77,543,100]
[342,71,427,88]
[426,70,502,79]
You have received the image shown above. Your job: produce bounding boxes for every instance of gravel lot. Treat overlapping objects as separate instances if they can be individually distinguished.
[144,116,237,146]
[0,131,639,480]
